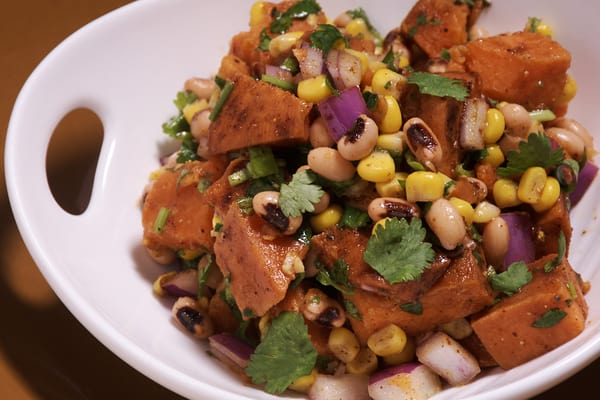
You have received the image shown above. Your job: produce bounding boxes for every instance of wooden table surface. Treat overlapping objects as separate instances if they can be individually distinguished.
[0,1,597,399]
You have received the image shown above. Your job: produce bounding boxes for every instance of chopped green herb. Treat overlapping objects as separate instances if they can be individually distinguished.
[497,133,564,177]
[404,150,426,171]
[443,179,456,196]
[269,0,321,34]
[153,207,170,234]
[236,196,255,215]
[527,17,542,33]
[364,218,435,283]
[196,177,211,193]
[343,298,362,320]
[279,170,324,217]
[176,168,190,188]
[261,74,297,92]
[197,253,214,299]
[382,49,398,72]
[346,7,383,45]
[247,146,279,179]
[228,168,251,187]
[310,24,345,53]
[407,72,469,101]
[281,56,300,74]
[316,259,354,295]
[440,48,451,62]
[214,75,227,89]
[246,312,317,394]
[209,80,234,121]
[400,301,423,315]
[489,261,532,296]
[289,272,305,289]
[544,231,566,272]
[258,28,272,51]
[532,308,567,328]
[339,205,371,229]
[173,90,197,111]
[567,280,578,299]
[362,91,379,110]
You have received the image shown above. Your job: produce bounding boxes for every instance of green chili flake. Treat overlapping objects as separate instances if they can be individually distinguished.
[209,80,234,121]
[153,207,170,234]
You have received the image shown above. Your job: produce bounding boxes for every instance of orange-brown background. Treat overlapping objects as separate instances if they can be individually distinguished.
[0,1,597,399]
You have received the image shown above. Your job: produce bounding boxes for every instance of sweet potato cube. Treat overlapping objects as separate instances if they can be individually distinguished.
[471,257,587,370]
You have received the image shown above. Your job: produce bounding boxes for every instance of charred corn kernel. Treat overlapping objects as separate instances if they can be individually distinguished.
[518,166,547,204]
[372,217,393,236]
[493,178,522,209]
[375,172,408,197]
[328,327,360,363]
[405,171,445,202]
[382,336,416,365]
[258,314,271,339]
[178,249,202,261]
[346,347,378,375]
[345,18,370,38]
[183,99,208,124]
[367,324,407,356]
[152,271,176,296]
[297,74,333,103]
[557,75,578,105]
[379,95,403,133]
[310,204,343,233]
[269,31,304,57]
[249,1,266,27]
[372,68,405,98]
[532,176,561,212]
[472,200,501,223]
[344,48,369,77]
[376,131,405,154]
[483,108,505,144]
[481,144,505,168]
[449,197,475,225]
[288,369,317,393]
[357,150,396,183]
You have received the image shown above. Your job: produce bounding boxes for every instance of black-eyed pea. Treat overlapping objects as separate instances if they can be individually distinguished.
[404,117,443,171]
[337,115,379,161]
[425,198,467,250]
[309,117,335,148]
[172,296,214,339]
[307,147,356,181]
[252,191,303,235]
[367,197,420,222]
[482,216,509,268]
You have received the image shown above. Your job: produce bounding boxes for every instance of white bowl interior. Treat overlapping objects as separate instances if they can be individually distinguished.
[5,1,600,399]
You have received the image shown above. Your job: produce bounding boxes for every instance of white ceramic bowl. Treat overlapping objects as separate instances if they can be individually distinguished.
[5,0,600,399]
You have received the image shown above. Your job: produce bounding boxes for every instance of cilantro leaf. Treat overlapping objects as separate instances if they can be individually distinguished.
[316,259,354,295]
[310,24,345,53]
[343,298,362,320]
[544,231,566,272]
[246,312,317,394]
[489,261,532,296]
[270,0,321,34]
[279,170,324,218]
[497,133,564,177]
[339,205,371,229]
[407,72,469,101]
[400,301,423,315]
[532,308,567,328]
[364,218,435,283]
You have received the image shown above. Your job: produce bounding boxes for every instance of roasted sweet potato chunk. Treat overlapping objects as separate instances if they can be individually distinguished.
[471,255,587,369]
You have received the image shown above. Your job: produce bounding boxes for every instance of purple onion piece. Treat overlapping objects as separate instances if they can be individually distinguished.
[570,161,598,207]
[317,86,368,142]
[501,212,535,269]
[369,362,421,384]
[208,332,254,370]
[161,268,198,297]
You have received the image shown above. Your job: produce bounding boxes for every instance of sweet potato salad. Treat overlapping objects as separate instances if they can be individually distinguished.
[141,0,598,398]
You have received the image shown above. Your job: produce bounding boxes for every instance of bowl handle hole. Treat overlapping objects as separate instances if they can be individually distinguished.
[45,108,103,215]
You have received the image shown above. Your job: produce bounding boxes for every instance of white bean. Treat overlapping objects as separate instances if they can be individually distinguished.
[425,198,466,250]
[190,108,211,142]
[497,102,532,138]
[552,118,596,158]
[307,147,356,181]
[310,117,335,148]
[546,127,586,161]
[184,77,217,100]
[482,216,509,268]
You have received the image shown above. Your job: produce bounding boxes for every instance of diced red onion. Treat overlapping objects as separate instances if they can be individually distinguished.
[295,43,324,79]
[415,331,481,387]
[460,97,487,150]
[265,64,293,82]
[317,86,368,142]
[208,332,254,370]
[326,49,363,91]
[160,268,198,297]
[308,373,370,400]
[501,211,535,269]
[368,363,442,400]
[570,161,598,207]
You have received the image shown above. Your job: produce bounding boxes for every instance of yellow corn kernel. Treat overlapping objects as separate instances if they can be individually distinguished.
[557,75,578,105]
[398,54,410,69]
[376,131,405,154]
[345,18,371,38]
[152,271,176,296]
[357,150,396,183]
[258,314,271,340]
[472,201,501,223]
[288,368,318,393]
[182,99,208,124]
[371,68,406,99]
[367,324,407,357]
[449,197,475,225]
[297,74,333,103]
[483,108,505,144]
[249,1,266,27]
[328,327,361,363]
[149,167,166,181]
[405,171,445,202]
[379,95,403,133]
[532,176,561,212]
[178,249,202,261]
[346,347,378,375]
[493,178,522,209]
[368,60,387,76]
[481,144,505,168]
[372,217,393,236]
[518,166,547,204]
[382,336,416,365]
[269,31,304,58]
[534,22,553,37]
[310,204,343,233]
[375,172,408,198]
[344,48,369,78]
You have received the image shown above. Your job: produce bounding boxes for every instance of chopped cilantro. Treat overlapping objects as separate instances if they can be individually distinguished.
[343,298,362,320]
[247,146,279,179]
[310,24,345,53]
[543,231,566,272]
[362,91,379,111]
[346,7,383,44]
[197,253,214,299]
[532,308,567,328]
[339,205,371,229]
[407,72,469,101]
[257,28,272,51]
[279,170,324,217]
[175,168,190,188]
[400,301,423,315]
[196,177,211,193]
[316,259,354,295]
[440,48,451,62]
[489,261,532,296]
[270,0,321,34]
[382,49,398,72]
[173,90,197,111]
[526,17,542,33]
[364,218,435,283]
[246,312,317,394]
[496,133,564,177]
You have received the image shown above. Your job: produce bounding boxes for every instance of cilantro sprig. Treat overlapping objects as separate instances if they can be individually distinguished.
[279,170,324,218]
[364,218,435,283]
[407,72,469,101]
[489,261,532,296]
[497,133,564,177]
[316,259,354,295]
[246,312,317,394]
[270,0,321,34]
[310,24,346,53]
